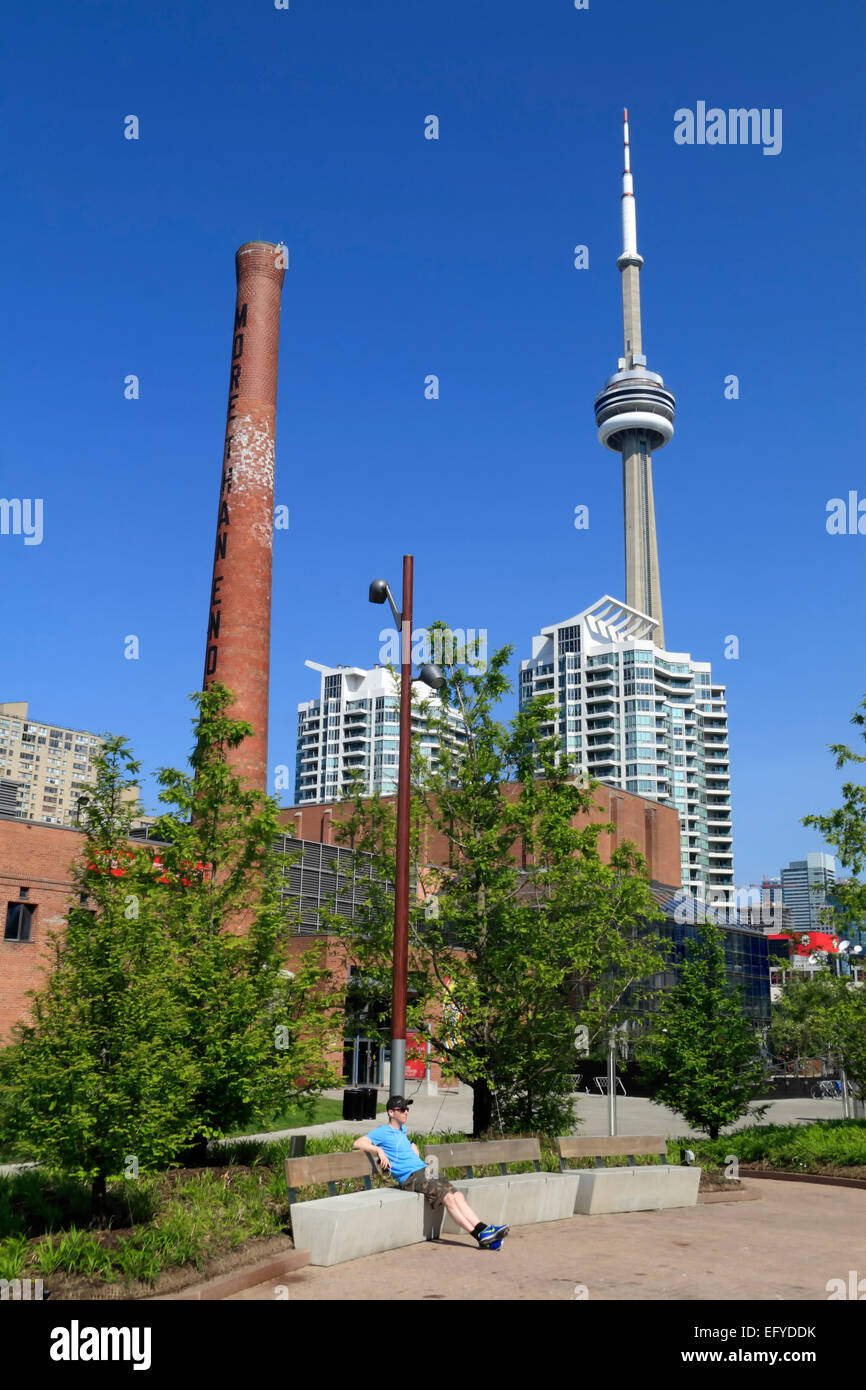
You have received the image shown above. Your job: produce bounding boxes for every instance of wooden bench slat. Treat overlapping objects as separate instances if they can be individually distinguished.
[285,1151,377,1188]
[423,1139,541,1167]
[557,1135,667,1160]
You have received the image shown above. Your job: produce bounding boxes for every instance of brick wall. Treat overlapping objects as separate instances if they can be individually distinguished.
[0,819,84,1040]
[0,780,681,1049]
[282,783,682,887]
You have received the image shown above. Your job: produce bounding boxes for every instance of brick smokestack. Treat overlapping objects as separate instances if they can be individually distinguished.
[203,241,286,792]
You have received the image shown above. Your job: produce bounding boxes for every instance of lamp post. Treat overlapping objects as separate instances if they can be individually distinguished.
[369,557,444,1095]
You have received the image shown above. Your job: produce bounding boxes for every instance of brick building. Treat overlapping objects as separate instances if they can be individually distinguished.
[281,781,681,887]
[0,783,680,1048]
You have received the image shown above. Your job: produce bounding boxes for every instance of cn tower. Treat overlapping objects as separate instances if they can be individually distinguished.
[594,111,675,648]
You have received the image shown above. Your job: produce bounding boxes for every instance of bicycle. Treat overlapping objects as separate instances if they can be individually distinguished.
[810,1079,842,1100]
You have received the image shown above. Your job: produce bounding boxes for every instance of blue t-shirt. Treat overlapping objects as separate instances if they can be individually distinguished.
[365,1124,426,1185]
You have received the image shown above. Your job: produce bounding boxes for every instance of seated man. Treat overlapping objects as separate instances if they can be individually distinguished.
[353,1096,508,1249]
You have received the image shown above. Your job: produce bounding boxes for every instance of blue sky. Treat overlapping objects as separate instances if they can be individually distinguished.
[1,0,864,886]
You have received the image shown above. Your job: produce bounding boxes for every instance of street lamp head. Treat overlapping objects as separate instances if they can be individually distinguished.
[368,579,389,605]
[419,663,446,691]
[838,940,851,953]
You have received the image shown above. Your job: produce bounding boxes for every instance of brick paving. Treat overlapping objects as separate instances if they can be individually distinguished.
[227,1179,866,1301]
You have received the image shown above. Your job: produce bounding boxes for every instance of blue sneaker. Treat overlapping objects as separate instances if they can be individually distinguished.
[476,1224,509,1248]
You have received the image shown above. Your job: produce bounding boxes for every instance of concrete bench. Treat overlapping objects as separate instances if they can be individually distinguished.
[423,1139,579,1234]
[556,1135,701,1214]
[285,1151,426,1266]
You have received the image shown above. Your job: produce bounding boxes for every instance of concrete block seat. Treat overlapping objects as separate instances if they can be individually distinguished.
[423,1139,579,1235]
[285,1152,425,1267]
[556,1135,701,1215]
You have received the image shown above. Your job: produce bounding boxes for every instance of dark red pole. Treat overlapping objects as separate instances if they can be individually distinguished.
[391,554,413,1094]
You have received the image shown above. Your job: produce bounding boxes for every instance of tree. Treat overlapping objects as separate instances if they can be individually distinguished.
[802,693,866,932]
[636,919,768,1139]
[331,635,666,1136]
[1,738,199,1215]
[149,685,341,1163]
[0,690,342,1203]
[767,973,838,1067]
[799,692,866,1101]
[822,979,866,1099]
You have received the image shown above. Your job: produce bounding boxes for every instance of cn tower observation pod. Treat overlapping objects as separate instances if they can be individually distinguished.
[594,367,676,452]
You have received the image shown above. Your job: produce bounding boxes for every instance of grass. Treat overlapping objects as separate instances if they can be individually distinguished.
[675,1119,866,1175]
[0,1166,287,1292]
[226,1096,344,1137]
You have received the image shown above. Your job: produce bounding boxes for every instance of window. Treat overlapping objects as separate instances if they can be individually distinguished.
[5,902,34,941]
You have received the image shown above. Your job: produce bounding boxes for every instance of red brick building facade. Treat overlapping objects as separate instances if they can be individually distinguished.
[281,783,680,887]
[0,785,680,1047]
[0,820,85,1041]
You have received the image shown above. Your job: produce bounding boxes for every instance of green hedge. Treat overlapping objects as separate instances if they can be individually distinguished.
[672,1120,866,1171]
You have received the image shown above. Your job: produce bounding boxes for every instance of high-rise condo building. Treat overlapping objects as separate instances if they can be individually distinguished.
[294,662,467,805]
[519,598,733,904]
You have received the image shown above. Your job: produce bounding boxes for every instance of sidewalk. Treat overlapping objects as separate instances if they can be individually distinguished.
[225,1084,852,1146]
[228,1177,866,1301]
[0,1092,849,1177]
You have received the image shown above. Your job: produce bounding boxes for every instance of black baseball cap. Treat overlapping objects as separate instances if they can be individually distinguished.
[385,1096,413,1111]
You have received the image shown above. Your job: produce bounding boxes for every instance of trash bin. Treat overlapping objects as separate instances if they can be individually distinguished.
[342,1088,364,1121]
[360,1086,378,1120]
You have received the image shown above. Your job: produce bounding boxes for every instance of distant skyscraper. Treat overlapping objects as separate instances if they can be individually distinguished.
[295,662,467,805]
[0,701,108,826]
[780,853,836,934]
[520,114,733,906]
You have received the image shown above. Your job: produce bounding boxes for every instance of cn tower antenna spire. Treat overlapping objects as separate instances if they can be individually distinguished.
[618,106,644,363]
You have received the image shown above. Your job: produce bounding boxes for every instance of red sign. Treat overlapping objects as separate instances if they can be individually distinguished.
[769,931,839,957]
[405,1030,426,1081]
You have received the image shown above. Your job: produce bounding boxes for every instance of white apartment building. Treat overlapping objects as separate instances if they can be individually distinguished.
[294,662,468,804]
[0,701,105,826]
[519,596,734,907]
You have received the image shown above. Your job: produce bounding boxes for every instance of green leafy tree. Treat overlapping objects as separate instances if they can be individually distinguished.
[637,919,768,1138]
[770,969,866,1099]
[798,692,866,1100]
[332,634,666,1136]
[802,693,866,932]
[0,689,343,1201]
[1,738,198,1215]
[767,973,839,1067]
[149,685,341,1163]
[822,979,866,1098]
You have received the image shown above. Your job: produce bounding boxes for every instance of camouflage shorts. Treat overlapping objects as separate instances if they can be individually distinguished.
[399,1170,455,1209]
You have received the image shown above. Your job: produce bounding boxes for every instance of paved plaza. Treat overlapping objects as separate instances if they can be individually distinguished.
[228,1178,866,1302]
[229,1084,855,1145]
[222,1088,866,1302]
